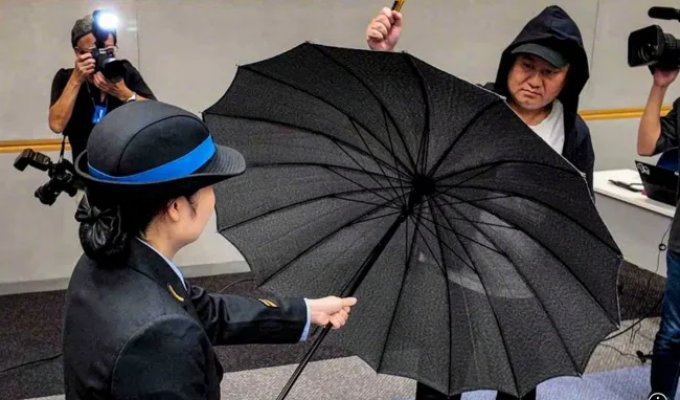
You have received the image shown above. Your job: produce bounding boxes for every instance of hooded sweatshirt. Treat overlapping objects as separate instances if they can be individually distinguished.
[483,5,595,191]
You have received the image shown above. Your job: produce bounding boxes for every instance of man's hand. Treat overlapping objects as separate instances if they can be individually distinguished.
[306,296,357,330]
[73,53,95,84]
[93,72,134,102]
[653,67,680,89]
[366,7,403,52]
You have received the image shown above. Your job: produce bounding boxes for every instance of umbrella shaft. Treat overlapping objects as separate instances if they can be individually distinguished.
[275,212,407,400]
[341,212,408,297]
[275,326,331,400]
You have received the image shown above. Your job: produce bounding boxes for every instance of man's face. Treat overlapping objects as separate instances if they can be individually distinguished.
[73,33,115,57]
[507,54,569,111]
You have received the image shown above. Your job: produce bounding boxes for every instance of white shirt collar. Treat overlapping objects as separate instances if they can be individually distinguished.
[135,237,187,289]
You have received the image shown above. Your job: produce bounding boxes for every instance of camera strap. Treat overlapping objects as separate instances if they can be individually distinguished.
[58,134,67,162]
[85,82,109,125]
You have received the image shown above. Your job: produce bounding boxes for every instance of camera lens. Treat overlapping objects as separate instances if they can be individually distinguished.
[35,182,58,206]
[638,43,658,63]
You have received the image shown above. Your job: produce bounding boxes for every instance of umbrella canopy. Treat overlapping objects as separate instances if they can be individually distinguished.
[204,43,621,398]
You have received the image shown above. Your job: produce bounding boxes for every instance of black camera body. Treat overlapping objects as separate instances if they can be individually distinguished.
[92,9,124,81]
[14,149,80,205]
[629,7,680,68]
[91,47,124,81]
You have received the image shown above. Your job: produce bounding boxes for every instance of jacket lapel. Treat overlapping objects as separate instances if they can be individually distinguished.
[126,240,200,321]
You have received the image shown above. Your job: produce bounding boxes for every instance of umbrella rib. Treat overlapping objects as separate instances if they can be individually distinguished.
[440,195,582,373]
[381,105,413,191]
[249,162,410,184]
[218,186,404,231]
[405,55,431,174]
[436,159,580,184]
[353,210,404,224]
[349,118,411,209]
[439,185,620,326]
[415,207,511,259]
[452,184,619,255]
[324,165,407,206]
[425,193,518,229]
[408,209,477,274]
[258,194,407,287]
[425,198,454,395]
[434,194,516,208]
[436,163,502,188]
[309,45,418,171]
[232,68,414,175]
[331,137,407,204]
[333,196,403,210]
[428,197,522,396]
[427,199,486,386]
[375,206,421,373]
[426,100,503,178]
[406,208,495,392]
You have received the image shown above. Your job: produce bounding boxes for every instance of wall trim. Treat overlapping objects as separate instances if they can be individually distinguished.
[0,261,250,296]
[0,138,71,154]
[0,106,673,154]
[580,106,672,121]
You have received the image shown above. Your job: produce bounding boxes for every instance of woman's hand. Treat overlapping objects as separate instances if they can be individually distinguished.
[307,296,357,329]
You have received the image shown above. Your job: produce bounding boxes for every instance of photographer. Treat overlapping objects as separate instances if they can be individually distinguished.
[637,66,680,398]
[366,5,593,400]
[49,12,155,161]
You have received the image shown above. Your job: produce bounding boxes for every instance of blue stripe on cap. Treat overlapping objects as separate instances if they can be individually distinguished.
[88,136,216,183]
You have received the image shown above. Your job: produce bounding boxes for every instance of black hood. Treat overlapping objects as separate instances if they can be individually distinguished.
[492,5,589,114]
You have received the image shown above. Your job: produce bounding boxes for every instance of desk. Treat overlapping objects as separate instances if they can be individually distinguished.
[594,169,674,277]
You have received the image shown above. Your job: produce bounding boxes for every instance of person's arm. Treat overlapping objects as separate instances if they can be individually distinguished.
[93,72,149,103]
[638,68,680,156]
[189,285,355,346]
[48,53,94,133]
[124,61,156,100]
[366,7,403,52]
[92,61,156,103]
[111,316,210,399]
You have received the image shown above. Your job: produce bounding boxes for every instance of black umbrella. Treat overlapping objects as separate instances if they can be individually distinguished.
[204,43,621,398]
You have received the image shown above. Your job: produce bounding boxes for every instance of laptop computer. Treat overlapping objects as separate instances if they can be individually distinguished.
[635,160,679,206]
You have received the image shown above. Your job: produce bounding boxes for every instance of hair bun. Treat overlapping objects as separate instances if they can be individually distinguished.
[75,195,129,262]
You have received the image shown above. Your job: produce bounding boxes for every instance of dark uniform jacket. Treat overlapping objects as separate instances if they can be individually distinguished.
[63,239,307,399]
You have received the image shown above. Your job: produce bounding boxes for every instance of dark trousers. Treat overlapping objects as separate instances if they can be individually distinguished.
[651,250,680,398]
[415,382,537,400]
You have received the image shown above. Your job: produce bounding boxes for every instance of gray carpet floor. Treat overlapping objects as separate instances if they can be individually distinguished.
[0,261,667,400]
[29,356,677,400]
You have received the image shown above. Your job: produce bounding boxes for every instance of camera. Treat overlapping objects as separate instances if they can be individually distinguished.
[14,149,80,206]
[91,10,124,81]
[629,7,680,68]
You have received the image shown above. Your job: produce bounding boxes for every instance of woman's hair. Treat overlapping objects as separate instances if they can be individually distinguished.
[76,188,200,263]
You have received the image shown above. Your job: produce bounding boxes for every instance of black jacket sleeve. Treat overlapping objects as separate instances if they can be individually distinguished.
[122,61,156,100]
[654,97,680,155]
[189,285,307,345]
[50,69,70,106]
[111,316,210,400]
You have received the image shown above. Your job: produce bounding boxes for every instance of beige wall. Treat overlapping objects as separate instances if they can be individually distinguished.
[1,0,678,291]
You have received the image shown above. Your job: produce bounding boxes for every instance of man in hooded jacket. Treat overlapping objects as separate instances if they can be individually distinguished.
[366,5,594,192]
[365,5,594,399]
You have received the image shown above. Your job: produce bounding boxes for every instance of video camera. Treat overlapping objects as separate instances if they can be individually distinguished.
[13,142,80,206]
[91,9,124,81]
[629,7,680,68]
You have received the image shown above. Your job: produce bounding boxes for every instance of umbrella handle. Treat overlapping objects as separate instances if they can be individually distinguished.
[275,325,332,400]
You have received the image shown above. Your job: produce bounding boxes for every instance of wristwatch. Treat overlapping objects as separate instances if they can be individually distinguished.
[126,92,137,103]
